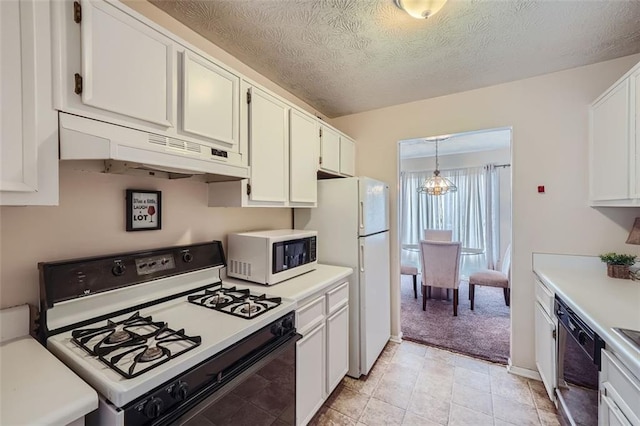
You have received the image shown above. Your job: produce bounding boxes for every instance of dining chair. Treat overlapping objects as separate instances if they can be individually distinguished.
[468,244,511,310]
[424,229,453,241]
[419,240,462,316]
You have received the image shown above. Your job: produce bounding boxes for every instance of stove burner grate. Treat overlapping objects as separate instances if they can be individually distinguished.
[189,286,282,320]
[71,312,201,379]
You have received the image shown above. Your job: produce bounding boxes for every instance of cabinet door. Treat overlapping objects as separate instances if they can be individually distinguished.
[320,126,340,174]
[326,304,349,394]
[590,80,631,202]
[1,0,58,205]
[600,392,632,426]
[181,51,239,149]
[78,0,174,127]
[632,68,640,199]
[248,87,288,203]
[289,109,318,205]
[340,136,356,176]
[534,301,557,401]
[296,323,326,426]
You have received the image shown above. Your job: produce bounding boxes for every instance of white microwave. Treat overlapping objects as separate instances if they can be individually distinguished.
[227,230,317,285]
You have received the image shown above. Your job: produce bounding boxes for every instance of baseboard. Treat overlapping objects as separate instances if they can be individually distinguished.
[389,332,403,343]
[507,358,541,381]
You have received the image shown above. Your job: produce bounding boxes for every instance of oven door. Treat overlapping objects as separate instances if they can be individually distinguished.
[170,332,300,426]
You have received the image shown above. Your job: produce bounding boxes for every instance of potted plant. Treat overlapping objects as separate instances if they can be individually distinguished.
[599,253,638,279]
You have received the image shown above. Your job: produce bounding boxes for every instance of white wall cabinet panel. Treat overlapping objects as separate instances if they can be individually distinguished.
[320,126,341,174]
[296,323,326,426]
[589,60,640,206]
[326,304,349,395]
[78,0,174,128]
[1,0,58,205]
[534,301,557,402]
[289,109,318,206]
[248,87,289,203]
[181,52,239,148]
[340,136,356,177]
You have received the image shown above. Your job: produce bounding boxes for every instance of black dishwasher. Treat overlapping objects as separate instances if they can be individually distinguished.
[554,295,605,426]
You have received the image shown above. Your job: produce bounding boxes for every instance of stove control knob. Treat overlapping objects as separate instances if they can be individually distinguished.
[282,316,294,331]
[145,397,164,419]
[271,323,284,337]
[112,262,126,276]
[577,330,587,345]
[172,381,189,401]
[182,252,194,263]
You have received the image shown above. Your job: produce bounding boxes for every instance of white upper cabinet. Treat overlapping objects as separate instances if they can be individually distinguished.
[289,109,318,206]
[53,0,242,159]
[247,86,289,204]
[319,125,356,177]
[1,0,58,205]
[68,0,174,129]
[320,125,341,174]
[180,51,239,148]
[589,60,640,206]
[340,136,356,177]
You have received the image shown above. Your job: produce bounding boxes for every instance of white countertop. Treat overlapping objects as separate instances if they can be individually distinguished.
[533,253,640,378]
[0,336,98,425]
[223,264,354,302]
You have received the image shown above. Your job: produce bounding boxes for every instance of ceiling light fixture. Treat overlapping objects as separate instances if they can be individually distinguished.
[418,137,457,196]
[394,0,448,19]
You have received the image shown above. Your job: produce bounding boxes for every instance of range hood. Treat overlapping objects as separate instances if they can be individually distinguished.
[59,113,249,182]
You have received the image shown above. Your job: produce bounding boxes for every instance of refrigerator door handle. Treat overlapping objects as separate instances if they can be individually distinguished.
[360,243,365,272]
[360,201,364,230]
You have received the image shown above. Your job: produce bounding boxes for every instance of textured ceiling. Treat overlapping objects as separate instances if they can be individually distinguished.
[150,0,640,118]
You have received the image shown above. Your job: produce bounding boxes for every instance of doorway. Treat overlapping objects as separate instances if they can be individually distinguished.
[397,127,512,364]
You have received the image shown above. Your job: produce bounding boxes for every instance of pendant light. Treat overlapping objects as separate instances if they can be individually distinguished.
[418,137,457,196]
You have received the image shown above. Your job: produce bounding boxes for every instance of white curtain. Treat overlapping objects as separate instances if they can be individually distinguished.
[400,166,500,277]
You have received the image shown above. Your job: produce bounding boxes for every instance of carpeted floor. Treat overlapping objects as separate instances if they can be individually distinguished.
[400,274,510,364]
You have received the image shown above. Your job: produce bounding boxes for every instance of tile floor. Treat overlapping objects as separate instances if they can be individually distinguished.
[310,341,561,426]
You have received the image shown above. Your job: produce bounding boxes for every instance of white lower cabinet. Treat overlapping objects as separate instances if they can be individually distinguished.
[296,322,326,426]
[326,305,349,393]
[599,349,640,426]
[295,281,349,425]
[534,278,557,401]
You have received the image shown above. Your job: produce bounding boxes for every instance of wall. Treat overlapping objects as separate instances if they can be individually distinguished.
[0,164,291,309]
[332,54,640,372]
[401,147,512,258]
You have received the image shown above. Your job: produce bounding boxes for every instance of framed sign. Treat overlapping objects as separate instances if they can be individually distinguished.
[126,189,162,231]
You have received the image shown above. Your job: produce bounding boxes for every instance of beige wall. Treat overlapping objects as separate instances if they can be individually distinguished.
[332,54,640,372]
[0,164,291,309]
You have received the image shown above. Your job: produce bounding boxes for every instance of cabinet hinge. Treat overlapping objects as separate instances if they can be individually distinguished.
[246,183,251,196]
[319,156,323,165]
[73,1,82,23]
[552,329,556,340]
[246,91,251,104]
[74,73,83,95]
[319,128,323,138]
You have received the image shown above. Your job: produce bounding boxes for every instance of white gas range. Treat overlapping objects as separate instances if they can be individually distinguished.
[38,242,298,425]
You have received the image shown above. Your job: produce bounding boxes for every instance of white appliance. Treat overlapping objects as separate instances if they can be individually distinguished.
[39,242,299,425]
[294,177,390,377]
[227,229,318,285]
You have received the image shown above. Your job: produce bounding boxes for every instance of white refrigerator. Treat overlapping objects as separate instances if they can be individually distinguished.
[294,177,390,378]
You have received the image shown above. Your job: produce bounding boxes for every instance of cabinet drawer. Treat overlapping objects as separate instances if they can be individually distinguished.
[601,349,640,424]
[326,281,349,314]
[297,295,325,335]
[535,278,554,317]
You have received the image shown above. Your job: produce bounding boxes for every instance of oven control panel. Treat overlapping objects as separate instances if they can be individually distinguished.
[135,255,176,275]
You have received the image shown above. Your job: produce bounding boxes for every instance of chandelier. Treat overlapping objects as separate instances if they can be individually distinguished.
[418,137,457,196]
